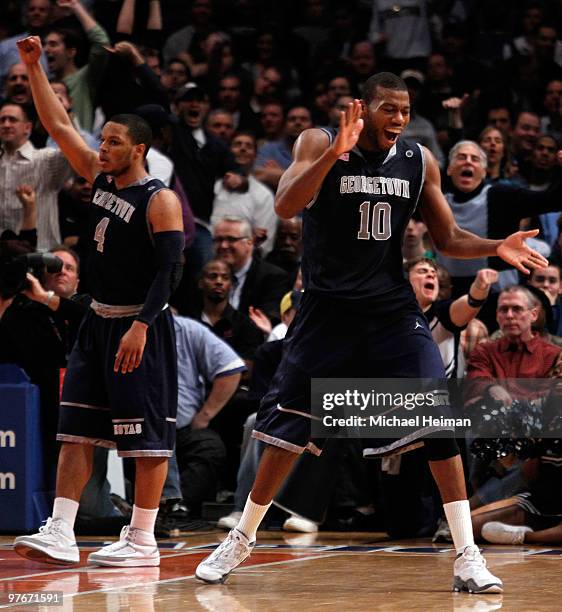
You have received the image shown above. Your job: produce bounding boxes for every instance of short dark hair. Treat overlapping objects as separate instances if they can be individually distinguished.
[108,114,152,157]
[0,101,33,122]
[404,256,437,274]
[49,244,80,275]
[201,258,234,281]
[231,130,257,149]
[47,27,80,51]
[363,72,407,104]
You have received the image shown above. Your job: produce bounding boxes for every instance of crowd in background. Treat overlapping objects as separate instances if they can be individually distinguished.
[1,0,562,543]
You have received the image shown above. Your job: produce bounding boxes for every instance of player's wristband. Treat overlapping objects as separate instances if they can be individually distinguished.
[467,292,487,308]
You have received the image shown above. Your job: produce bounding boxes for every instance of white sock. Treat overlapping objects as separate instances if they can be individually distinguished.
[236,495,272,541]
[130,505,159,535]
[443,500,475,554]
[52,497,79,529]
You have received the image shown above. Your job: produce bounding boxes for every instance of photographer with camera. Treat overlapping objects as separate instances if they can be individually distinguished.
[0,247,69,482]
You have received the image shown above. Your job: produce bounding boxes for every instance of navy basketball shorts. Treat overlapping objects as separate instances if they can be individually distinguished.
[253,292,447,456]
[58,308,178,457]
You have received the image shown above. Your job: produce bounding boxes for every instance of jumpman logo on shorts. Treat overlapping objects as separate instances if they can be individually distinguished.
[414,319,423,330]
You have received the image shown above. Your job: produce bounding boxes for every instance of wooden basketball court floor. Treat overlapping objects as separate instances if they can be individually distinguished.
[0,530,560,611]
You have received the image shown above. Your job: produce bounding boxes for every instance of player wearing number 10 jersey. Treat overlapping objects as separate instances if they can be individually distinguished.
[195,72,549,592]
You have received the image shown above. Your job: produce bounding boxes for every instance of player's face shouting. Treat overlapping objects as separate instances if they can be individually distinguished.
[363,87,410,151]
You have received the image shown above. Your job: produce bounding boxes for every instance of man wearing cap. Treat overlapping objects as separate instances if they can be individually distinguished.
[170,83,243,275]
[269,290,302,341]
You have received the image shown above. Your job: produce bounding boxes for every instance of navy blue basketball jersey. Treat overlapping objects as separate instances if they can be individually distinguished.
[88,174,168,304]
[302,130,425,312]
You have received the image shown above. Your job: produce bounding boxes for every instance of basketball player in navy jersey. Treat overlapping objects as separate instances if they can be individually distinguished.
[13,37,184,567]
[195,73,552,592]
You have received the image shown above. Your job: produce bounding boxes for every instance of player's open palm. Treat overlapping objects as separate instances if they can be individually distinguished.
[331,99,364,157]
[497,229,548,274]
[17,36,42,65]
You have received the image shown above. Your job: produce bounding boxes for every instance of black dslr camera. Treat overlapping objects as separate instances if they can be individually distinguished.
[0,253,62,298]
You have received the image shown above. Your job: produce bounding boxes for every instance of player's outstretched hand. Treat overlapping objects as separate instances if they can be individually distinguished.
[497,229,548,275]
[331,99,364,157]
[17,36,42,65]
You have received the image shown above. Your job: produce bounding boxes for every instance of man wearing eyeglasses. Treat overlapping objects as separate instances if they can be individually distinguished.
[467,285,561,407]
[0,101,73,250]
[212,216,289,323]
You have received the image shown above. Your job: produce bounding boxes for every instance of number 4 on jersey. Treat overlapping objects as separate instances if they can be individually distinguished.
[357,201,391,240]
[94,217,110,252]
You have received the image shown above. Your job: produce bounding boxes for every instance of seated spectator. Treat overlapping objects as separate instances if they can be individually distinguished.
[255,289,303,341]
[211,131,277,255]
[158,314,245,527]
[0,102,74,251]
[190,258,264,367]
[465,285,562,514]
[213,217,290,323]
[472,439,562,546]
[265,217,302,288]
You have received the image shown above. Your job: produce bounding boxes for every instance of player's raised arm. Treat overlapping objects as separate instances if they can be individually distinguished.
[275,99,364,218]
[420,147,548,274]
[17,36,99,182]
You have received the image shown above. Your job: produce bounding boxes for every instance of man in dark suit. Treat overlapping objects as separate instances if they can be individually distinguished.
[212,216,290,323]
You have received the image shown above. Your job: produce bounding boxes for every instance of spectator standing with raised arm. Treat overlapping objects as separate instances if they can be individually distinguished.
[0,101,73,250]
[44,0,110,131]
[14,35,184,568]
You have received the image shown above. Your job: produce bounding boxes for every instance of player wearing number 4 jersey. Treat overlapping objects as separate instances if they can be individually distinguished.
[13,36,184,568]
[196,72,551,592]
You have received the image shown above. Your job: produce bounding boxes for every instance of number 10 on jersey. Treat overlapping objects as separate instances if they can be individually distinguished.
[357,201,391,240]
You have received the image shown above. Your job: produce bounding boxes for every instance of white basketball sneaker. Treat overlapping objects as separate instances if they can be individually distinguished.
[196,529,254,584]
[14,517,79,565]
[88,525,159,567]
[283,515,318,533]
[217,511,243,530]
[453,545,503,594]
[481,521,533,545]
